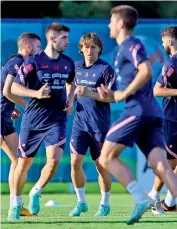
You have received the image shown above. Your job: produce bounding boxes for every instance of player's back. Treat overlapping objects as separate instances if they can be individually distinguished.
[74,58,116,132]
[115,36,163,118]
[1,54,24,122]
[15,51,75,130]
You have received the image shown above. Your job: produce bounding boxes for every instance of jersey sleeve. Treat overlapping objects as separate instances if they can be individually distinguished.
[103,65,117,90]
[7,60,21,77]
[66,61,75,84]
[125,41,148,68]
[157,62,175,87]
[15,57,36,87]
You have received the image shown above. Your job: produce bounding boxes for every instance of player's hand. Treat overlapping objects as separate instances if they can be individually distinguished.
[63,100,73,115]
[97,84,114,99]
[75,86,90,97]
[35,83,50,99]
[11,108,21,120]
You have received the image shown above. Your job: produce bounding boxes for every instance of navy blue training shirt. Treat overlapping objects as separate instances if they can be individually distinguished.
[73,58,117,132]
[114,36,163,118]
[157,53,177,122]
[15,51,75,130]
[1,54,24,122]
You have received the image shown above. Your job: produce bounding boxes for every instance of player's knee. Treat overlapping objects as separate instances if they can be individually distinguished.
[98,155,109,169]
[46,158,59,170]
[10,159,18,168]
[151,160,168,176]
[71,158,82,171]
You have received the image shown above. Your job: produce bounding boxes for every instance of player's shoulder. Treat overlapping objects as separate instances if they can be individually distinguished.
[170,54,177,66]
[60,53,74,65]
[163,56,175,68]
[124,36,144,50]
[4,54,24,68]
[97,58,114,72]
[74,60,84,68]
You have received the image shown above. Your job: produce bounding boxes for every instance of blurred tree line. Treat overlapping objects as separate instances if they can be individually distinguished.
[1,1,177,19]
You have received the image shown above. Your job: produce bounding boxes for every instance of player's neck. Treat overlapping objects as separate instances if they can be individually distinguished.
[44,45,60,59]
[170,48,177,57]
[116,30,132,46]
[84,58,98,67]
[18,50,29,60]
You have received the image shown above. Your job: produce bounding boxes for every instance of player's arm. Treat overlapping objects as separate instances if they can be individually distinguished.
[76,66,117,103]
[75,86,115,103]
[3,74,27,108]
[123,60,152,99]
[64,62,75,114]
[11,61,50,99]
[154,64,177,97]
[154,82,177,97]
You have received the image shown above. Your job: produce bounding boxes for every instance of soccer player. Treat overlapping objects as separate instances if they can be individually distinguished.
[69,33,116,217]
[96,5,177,225]
[148,26,177,214]
[8,23,75,220]
[1,32,41,217]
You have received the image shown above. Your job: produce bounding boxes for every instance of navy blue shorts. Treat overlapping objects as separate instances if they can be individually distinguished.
[18,124,66,158]
[106,114,166,158]
[70,128,107,161]
[165,120,177,160]
[1,120,16,139]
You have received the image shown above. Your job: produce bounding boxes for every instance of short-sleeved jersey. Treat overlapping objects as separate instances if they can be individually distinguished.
[157,53,177,122]
[1,54,24,122]
[114,36,163,118]
[73,58,117,132]
[15,51,75,130]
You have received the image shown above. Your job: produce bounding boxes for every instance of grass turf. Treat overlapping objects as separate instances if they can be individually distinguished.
[1,194,177,229]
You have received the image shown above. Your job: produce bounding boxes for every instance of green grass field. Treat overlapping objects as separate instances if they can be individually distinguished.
[1,194,177,229]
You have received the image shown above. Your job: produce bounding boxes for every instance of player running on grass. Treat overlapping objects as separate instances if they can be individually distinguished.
[148,26,177,214]
[1,32,41,217]
[8,23,75,220]
[70,33,117,217]
[96,5,177,225]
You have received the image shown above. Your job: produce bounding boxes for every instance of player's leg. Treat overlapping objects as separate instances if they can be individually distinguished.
[91,132,111,216]
[1,132,18,209]
[95,159,112,216]
[8,129,41,220]
[69,130,89,216]
[149,119,177,214]
[129,117,177,223]
[162,160,177,211]
[8,157,33,220]
[29,125,65,215]
[99,116,153,224]
[147,121,177,198]
[148,175,164,215]
[149,159,177,214]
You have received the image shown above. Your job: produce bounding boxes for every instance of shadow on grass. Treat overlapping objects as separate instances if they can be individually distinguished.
[2,219,177,225]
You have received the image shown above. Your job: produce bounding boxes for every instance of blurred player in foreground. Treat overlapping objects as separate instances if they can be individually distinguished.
[1,32,41,217]
[96,5,177,225]
[148,26,177,214]
[70,33,117,217]
[8,23,75,220]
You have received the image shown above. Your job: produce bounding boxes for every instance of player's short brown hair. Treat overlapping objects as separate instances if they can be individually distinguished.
[111,5,138,30]
[161,26,177,39]
[45,23,70,35]
[17,32,41,50]
[79,33,103,56]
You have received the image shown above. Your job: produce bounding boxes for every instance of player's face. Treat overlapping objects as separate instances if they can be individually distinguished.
[81,41,100,63]
[30,39,41,54]
[109,14,121,38]
[162,37,171,55]
[53,31,69,52]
